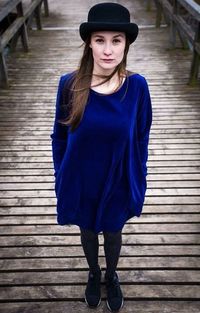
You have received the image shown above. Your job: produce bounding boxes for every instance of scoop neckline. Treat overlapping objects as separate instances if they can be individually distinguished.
[90,75,128,97]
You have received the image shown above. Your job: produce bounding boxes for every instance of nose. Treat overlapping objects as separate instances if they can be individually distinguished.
[103,43,112,56]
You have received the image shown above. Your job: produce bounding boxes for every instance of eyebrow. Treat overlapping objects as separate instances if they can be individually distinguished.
[93,34,124,38]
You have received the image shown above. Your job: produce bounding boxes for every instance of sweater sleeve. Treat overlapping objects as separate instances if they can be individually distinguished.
[136,77,152,177]
[50,75,69,178]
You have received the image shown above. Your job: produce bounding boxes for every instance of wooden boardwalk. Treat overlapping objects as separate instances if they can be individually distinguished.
[0,0,200,312]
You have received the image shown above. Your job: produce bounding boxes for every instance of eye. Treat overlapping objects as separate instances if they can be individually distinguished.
[95,38,104,43]
[113,39,121,44]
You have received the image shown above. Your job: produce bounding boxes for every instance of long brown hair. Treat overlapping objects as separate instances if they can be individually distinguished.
[59,34,131,132]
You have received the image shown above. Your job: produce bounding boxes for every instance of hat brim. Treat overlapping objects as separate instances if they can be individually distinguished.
[79,22,139,44]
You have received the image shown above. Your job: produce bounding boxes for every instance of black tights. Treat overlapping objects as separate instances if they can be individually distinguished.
[80,227,122,278]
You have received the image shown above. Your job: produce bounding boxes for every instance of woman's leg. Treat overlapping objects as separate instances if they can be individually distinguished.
[80,227,101,308]
[80,227,100,273]
[103,229,124,312]
[103,229,122,279]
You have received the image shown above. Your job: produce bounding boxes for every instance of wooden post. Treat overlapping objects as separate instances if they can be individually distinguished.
[43,0,49,17]
[146,0,152,12]
[0,50,9,88]
[176,1,189,50]
[17,2,29,52]
[10,29,20,52]
[189,21,200,85]
[170,0,178,47]
[34,4,42,30]
[155,0,162,28]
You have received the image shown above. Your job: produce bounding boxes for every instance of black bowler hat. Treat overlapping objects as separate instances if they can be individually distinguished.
[79,2,139,44]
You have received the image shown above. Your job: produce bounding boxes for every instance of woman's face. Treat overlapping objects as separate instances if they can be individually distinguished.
[89,31,126,74]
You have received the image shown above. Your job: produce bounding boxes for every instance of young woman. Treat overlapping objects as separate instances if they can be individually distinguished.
[50,2,152,312]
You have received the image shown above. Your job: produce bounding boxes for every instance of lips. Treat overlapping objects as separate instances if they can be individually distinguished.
[102,59,114,62]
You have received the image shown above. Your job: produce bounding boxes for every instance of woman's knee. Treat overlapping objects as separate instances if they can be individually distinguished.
[80,227,98,242]
[103,230,122,245]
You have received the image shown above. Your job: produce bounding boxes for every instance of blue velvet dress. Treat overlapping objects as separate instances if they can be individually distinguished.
[50,71,152,234]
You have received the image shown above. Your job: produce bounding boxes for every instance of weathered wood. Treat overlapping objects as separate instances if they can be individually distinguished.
[1,144,200,151]
[0,0,49,87]
[0,187,200,198]
[0,0,28,87]
[0,0,199,311]
[1,233,199,245]
[43,0,49,17]
[0,245,199,258]
[1,157,200,165]
[3,204,198,215]
[1,196,200,207]
[0,53,9,88]
[0,301,200,313]
[0,214,200,224]
[153,0,200,84]
[190,21,200,84]
[0,256,199,271]
[1,269,199,285]
[0,166,199,174]
[0,285,200,300]
[0,172,199,181]
[0,224,199,235]
[0,0,20,21]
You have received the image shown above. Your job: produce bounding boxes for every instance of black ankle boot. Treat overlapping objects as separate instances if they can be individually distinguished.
[105,272,124,312]
[85,267,101,307]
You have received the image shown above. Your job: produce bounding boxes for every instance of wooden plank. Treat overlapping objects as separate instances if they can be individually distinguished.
[0,129,199,135]
[0,176,54,183]
[1,109,200,114]
[0,0,21,21]
[0,148,198,157]
[1,233,199,245]
[0,301,200,313]
[0,166,199,174]
[0,285,200,301]
[0,256,199,271]
[0,166,199,175]
[1,144,200,151]
[0,169,53,175]
[1,269,200,285]
[0,0,199,310]
[0,160,200,168]
[147,167,200,173]
[0,173,199,182]
[1,196,200,207]
[0,214,200,224]
[1,17,26,50]
[0,204,198,214]
[0,245,199,258]
[5,204,198,215]
[0,138,200,146]
[147,181,200,188]
[1,114,200,119]
[1,187,200,198]
[0,224,199,235]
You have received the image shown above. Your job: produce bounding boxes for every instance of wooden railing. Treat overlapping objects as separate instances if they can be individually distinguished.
[0,0,49,88]
[150,0,200,85]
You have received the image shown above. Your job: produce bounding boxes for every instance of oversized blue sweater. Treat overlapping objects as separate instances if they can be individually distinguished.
[50,71,152,233]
